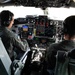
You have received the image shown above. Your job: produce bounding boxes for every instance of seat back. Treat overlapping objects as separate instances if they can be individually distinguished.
[54,49,75,75]
[0,38,12,75]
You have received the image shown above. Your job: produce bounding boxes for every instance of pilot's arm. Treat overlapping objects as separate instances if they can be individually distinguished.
[10,32,29,52]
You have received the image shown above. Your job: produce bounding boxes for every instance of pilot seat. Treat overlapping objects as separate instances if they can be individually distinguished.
[55,49,75,75]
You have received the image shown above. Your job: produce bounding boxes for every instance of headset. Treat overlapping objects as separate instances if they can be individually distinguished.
[62,21,68,35]
[0,10,13,27]
[3,16,12,26]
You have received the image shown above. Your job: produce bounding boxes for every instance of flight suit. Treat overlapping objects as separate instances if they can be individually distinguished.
[0,27,29,60]
[46,40,75,74]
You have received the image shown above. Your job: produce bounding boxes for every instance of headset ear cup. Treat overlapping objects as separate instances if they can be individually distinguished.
[62,28,68,35]
[3,14,12,26]
[5,14,12,26]
[62,21,67,35]
[62,25,67,35]
[7,21,10,25]
[3,21,10,26]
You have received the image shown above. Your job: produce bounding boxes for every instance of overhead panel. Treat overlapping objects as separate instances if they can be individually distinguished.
[0,0,74,8]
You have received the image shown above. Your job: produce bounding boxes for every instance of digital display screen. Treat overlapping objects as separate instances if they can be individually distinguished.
[22,25,28,31]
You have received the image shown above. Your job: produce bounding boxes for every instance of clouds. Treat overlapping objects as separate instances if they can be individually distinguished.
[48,7,75,20]
[0,6,75,20]
[0,6,44,18]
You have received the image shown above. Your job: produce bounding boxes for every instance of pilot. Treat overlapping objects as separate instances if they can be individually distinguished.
[46,15,75,74]
[0,10,29,61]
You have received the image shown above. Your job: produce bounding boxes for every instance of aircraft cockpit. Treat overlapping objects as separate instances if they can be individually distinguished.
[0,0,75,75]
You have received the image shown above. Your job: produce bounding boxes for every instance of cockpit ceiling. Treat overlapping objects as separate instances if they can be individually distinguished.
[0,0,75,9]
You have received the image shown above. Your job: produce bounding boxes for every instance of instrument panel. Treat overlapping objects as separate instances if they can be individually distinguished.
[13,15,56,39]
[12,15,63,49]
